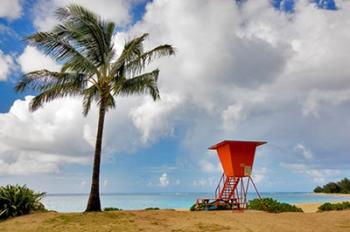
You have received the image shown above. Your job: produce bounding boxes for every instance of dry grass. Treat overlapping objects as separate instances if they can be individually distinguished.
[0,210,350,232]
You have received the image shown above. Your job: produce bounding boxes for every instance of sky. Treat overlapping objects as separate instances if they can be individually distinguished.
[0,0,349,194]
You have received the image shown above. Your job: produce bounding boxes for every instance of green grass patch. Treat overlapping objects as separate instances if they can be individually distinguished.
[248,198,303,213]
[318,201,350,212]
[103,207,122,211]
[0,184,46,220]
[144,207,160,210]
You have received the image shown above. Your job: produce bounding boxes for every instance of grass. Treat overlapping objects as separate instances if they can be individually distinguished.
[0,209,350,232]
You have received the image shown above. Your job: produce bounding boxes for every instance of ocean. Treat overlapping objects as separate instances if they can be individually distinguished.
[42,192,350,212]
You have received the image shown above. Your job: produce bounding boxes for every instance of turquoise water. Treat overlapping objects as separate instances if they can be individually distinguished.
[42,192,350,212]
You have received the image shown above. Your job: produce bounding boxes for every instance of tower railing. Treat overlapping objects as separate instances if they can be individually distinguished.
[215,173,226,199]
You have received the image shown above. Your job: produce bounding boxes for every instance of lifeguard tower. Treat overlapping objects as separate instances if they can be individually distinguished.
[195,140,266,210]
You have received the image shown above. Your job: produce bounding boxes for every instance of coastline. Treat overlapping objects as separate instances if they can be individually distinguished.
[313,192,350,197]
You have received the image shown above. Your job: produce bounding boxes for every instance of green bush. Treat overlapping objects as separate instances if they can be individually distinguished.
[103,207,122,211]
[0,185,45,220]
[318,202,350,212]
[190,202,233,211]
[144,207,159,210]
[247,198,303,213]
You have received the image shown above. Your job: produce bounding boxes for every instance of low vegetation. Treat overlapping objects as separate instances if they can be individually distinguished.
[318,201,350,212]
[144,207,160,210]
[103,207,122,211]
[314,178,350,193]
[0,184,45,220]
[247,198,303,213]
[190,202,232,211]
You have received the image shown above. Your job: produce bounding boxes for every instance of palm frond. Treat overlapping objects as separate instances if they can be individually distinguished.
[29,79,84,111]
[118,69,160,101]
[82,85,99,116]
[111,33,149,76]
[126,44,175,76]
[15,70,86,111]
[26,31,99,75]
[15,70,86,93]
[54,4,115,67]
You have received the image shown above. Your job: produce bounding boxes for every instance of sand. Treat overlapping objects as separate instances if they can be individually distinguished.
[314,193,350,197]
[0,210,350,232]
[295,202,322,213]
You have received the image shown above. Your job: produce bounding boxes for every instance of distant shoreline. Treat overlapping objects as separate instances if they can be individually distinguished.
[313,192,350,197]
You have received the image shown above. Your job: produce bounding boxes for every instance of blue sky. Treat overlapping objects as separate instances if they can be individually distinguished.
[0,0,349,194]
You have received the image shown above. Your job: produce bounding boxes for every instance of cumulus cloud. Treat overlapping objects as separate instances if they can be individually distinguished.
[32,0,136,31]
[129,93,181,143]
[0,0,23,20]
[125,0,350,174]
[17,46,61,73]
[0,96,92,175]
[302,89,350,118]
[0,50,14,81]
[2,0,350,186]
[193,177,217,188]
[294,143,313,160]
[281,163,341,183]
[0,93,159,176]
[159,172,169,187]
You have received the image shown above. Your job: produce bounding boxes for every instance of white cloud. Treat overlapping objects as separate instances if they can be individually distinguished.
[198,151,221,173]
[17,46,61,73]
[0,0,22,20]
[0,95,154,176]
[281,163,341,183]
[252,167,269,184]
[0,96,93,175]
[2,0,350,184]
[294,143,313,160]
[130,93,181,143]
[0,50,14,81]
[193,177,217,188]
[302,89,350,118]
[33,0,134,31]
[159,172,169,187]
[125,0,350,173]
[221,103,245,131]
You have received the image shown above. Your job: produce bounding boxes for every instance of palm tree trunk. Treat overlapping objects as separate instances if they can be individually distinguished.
[85,104,106,212]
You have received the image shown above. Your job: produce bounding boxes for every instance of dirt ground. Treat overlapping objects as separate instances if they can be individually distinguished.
[0,210,350,232]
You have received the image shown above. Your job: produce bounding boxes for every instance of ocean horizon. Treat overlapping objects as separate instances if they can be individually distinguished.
[42,192,350,212]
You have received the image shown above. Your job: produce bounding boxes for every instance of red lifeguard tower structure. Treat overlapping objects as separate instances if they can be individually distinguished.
[196,140,266,210]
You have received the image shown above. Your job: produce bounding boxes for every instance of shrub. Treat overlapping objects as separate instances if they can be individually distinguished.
[144,207,159,210]
[247,198,303,213]
[190,202,235,211]
[318,202,350,212]
[103,207,122,211]
[0,185,45,220]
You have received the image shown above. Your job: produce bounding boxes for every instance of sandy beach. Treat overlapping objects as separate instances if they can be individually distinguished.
[295,202,322,213]
[314,193,350,197]
[0,210,350,232]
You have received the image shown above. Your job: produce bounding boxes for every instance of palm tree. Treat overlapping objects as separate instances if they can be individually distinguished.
[15,4,175,211]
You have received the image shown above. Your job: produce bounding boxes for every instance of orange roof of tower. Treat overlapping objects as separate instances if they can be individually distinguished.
[209,140,266,177]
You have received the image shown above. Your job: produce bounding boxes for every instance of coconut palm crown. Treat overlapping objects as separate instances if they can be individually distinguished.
[15,4,175,211]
